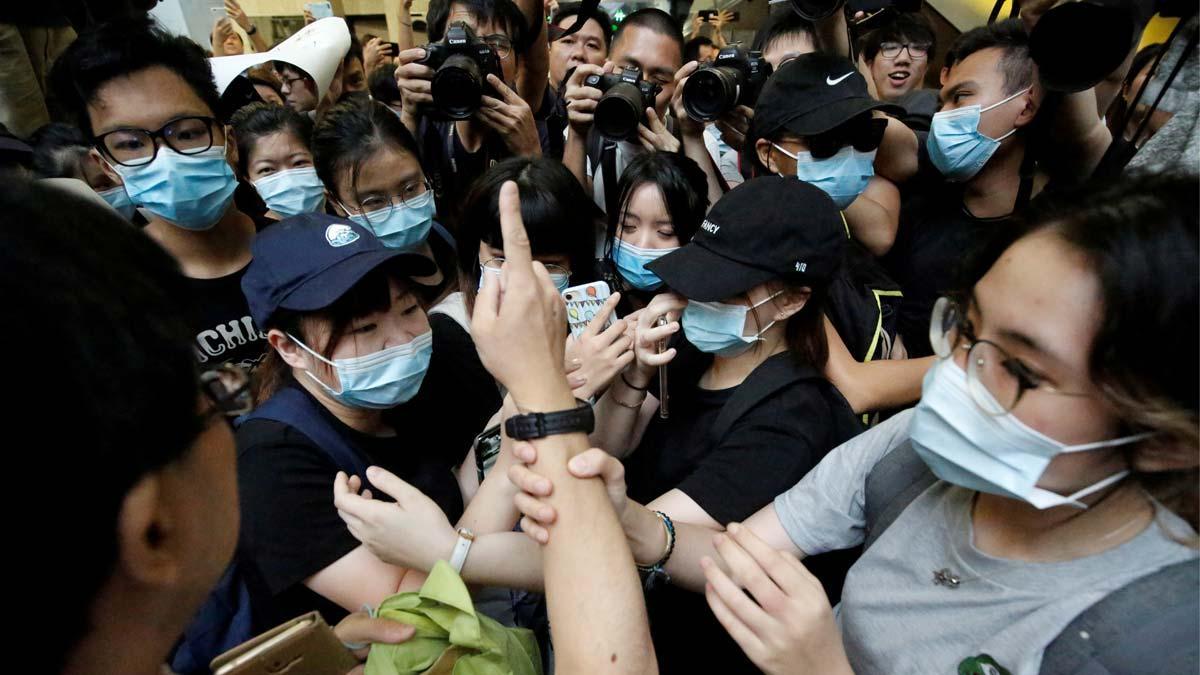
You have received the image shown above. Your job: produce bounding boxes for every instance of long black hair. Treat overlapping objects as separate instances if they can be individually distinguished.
[603,151,709,259]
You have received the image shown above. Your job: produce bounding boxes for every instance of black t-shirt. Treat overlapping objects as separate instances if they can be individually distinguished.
[625,341,861,674]
[418,119,510,235]
[883,181,1010,358]
[188,264,268,370]
[236,312,499,625]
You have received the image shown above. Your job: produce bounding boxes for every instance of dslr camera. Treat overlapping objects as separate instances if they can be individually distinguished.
[682,47,772,122]
[417,22,501,120]
[584,66,662,140]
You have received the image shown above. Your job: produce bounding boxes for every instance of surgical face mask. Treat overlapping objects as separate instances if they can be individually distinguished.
[346,191,436,251]
[927,87,1031,182]
[252,166,327,217]
[97,185,136,220]
[772,144,876,209]
[613,240,676,291]
[910,358,1148,510]
[109,146,238,230]
[478,260,570,293]
[289,330,434,409]
[682,291,783,357]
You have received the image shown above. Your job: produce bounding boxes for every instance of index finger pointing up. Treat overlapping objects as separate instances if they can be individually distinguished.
[498,181,534,285]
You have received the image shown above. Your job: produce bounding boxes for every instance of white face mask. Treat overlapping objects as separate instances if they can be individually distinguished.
[910,359,1149,509]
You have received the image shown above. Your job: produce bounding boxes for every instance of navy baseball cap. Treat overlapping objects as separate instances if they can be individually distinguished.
[242,213,437,328]
[646,177,846,302]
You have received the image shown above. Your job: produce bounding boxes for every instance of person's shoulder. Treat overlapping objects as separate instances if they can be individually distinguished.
[235,416,335,471]
[429,308,475,353]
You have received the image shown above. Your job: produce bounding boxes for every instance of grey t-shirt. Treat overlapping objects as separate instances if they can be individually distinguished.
[774,409,1198,675]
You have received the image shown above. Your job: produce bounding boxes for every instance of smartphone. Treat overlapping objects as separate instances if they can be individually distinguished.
[656,315,669,419]
[211,611,356,675]
[210,6,228,17]
[306,1,334,19]
[698,9,739,21]
[562,281,613,340]
[472,424,502,483]
[382,41,400,53]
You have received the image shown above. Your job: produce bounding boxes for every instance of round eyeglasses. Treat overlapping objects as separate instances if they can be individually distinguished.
[878,41,931,60]
[930,296,1089,415]
[346,180,433,226]
[480,257,569,278]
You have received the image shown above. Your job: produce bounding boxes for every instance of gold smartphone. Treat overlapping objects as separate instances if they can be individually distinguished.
[210,611,358,675]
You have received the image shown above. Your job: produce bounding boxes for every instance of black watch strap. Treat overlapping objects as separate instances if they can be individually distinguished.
[504,399,594,440]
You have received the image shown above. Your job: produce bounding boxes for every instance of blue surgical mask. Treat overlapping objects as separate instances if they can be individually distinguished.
[773,144,876,209]
[290,330,433,409]
[613,240,676,291]
[927,87,1031,182]
[682,291,782,357]
[109,146,238,230]
[97,185,136,220]
[910,358,1147,510]
[346,192,436,251]
[253,166,327,217]
[478,261,570,293]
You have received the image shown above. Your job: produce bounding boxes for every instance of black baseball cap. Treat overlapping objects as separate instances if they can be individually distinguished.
[750,52,903,140]
[242,213,437,328]
[646,177,846,302]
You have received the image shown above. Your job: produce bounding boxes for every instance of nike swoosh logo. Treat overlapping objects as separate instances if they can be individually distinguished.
[827,72,854,86]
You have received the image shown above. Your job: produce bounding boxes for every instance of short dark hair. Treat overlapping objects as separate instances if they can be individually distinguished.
[29,122,89,179]
[311,98,423,204]
[246,75,284,101]
[228,102,314,177]
[605,151,709,259]
[944,18,1032,95]
[860,12,937,63]
[751,10,816,55]
[2,179,202,671]
[551,2,613,44]
[49,16,222,137]
[426,0,530,54]
[684,36,713,64]
[456,157,599,297]
[612,8,684,59]
[369,63,403,103]
[345,33,364,67]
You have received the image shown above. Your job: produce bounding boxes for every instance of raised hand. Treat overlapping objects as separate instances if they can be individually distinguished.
[478,74,542,157]
[563,292,634,400]
[333,468,457,572]
[507,444,630,543]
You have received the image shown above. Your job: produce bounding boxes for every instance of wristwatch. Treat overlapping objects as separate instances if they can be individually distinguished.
[504,398,594,440]
[245,23,258,35]
[449,528,475,573]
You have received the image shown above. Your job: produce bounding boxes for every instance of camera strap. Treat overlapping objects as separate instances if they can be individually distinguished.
[601,139,620,217]
[550,0,603,41]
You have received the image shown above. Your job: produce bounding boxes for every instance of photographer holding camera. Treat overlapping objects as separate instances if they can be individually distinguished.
[392,0,542,216]
[562,9,730,219]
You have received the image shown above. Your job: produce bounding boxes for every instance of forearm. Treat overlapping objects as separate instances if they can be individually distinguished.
[534,424,656,673]
[1047,88,1112,181]
[514,0,549,109]
[457,454,521,535]
[249,30,268,53]
[682,132,726,207]
[815,10,849,57]
[823,317,930,413]
[590,368,652,457]
[842,198,897,257]
[397,4,414,50]
[564,127,590,191]
[458,531,547,590]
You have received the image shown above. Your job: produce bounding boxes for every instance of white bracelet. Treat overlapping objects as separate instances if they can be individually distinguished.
[449,528,476,573]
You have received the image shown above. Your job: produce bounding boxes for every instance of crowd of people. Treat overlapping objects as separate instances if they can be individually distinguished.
[1,0,1197,673]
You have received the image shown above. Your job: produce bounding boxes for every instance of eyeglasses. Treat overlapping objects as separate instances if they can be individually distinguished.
[806,116,888,159]
[878,41,931,61]
[480,257,569,277]
[279,75,309,88]
[345,180,432,226]
[482,34,513,59]
[94,116,221,167]
[200,363,254,419]
[930,296,1089,415]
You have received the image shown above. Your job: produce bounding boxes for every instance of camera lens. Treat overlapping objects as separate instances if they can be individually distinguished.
[789,0,842,20]
[594,82,645,140]
[432,53,483,119]
[683,66,742,122]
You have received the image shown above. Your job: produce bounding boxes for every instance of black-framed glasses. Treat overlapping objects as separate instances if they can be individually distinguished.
[807,117,888,159]
[344,179,433,226]
[482,34,513,59]
[94,116,221,167]
[200,363,254,419]
[878,41,931,61]
[930,296,1089,415]
[480,257,569,278]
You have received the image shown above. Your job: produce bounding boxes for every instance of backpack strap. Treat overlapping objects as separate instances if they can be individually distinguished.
[237,386,371,482]
[708,354,825,444]
[862,440,937,550]
[1039,559,1200,674]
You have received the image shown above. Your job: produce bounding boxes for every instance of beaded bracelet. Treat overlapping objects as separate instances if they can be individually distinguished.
[637,510,676,573]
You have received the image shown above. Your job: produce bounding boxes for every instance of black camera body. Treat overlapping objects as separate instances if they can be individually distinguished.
[584,66,662,140]
[417,22,502,120]
[682,47,772,122]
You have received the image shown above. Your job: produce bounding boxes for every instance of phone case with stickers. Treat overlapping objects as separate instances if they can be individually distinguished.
[209,611,357,675]
[562,281,612,340]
